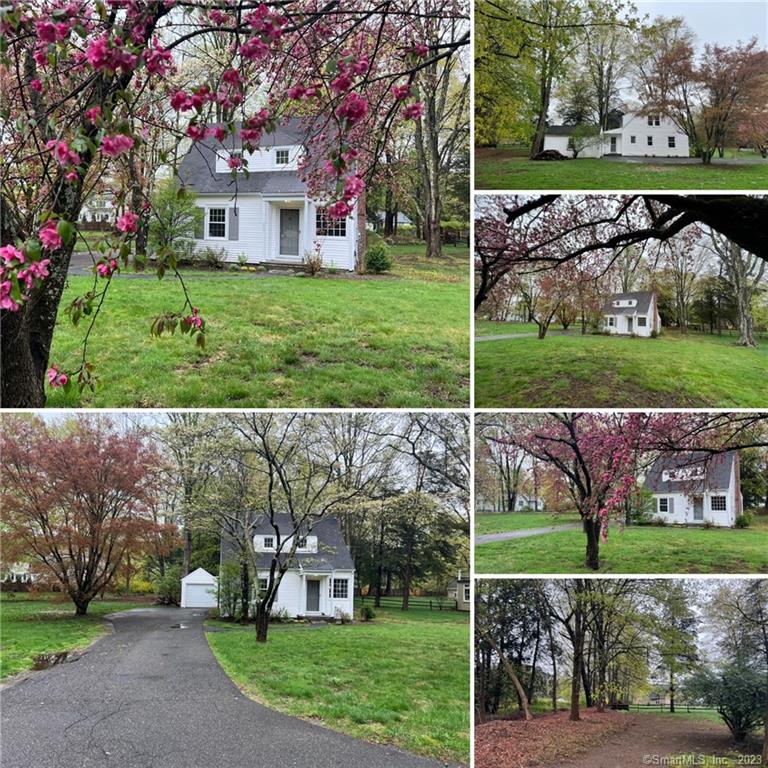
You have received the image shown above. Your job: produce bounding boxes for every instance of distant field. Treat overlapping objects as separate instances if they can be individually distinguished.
[475,330,768,407]
[474,148,768,190]
[475,517,768,574]
[475,512,581,535]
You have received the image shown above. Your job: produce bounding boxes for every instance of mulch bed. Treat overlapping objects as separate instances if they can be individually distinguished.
[475,709,633,768]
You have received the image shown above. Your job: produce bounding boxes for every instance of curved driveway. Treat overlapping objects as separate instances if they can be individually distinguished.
[1,607,457,768]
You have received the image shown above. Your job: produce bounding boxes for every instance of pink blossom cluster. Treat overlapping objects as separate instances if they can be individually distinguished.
[402,102,424,120]
[36,19,71,43]
[183,306,203,329]
[116,211,138,233]
[100,133,135,157]
[240,109,272,145]
[144,40,174,76]
[0,244,51,312]
[39,220,62,251]
[46,365,68,388]
[46,139,80,174]
[86,34,138,73]
[170,86,212,113]
[96,258,119,278]
[336,92,369,127]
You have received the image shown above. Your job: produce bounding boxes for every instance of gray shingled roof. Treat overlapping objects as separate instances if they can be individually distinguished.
[603,291,655,316]
[644,451,736,494]
[221,514,354,572]
[177,118,315,195]
[545,125,577,136]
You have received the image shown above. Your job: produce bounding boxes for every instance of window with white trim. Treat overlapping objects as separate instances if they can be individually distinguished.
[668,136,676,148]
[297,537,307,549]
[463,585,470,602]
[607,316,616,327]
[659,497,669,513]
[630,135,636,144]
[263,536,274,549]
[316,211,347,237]
[710,496,727,511]
[332,578,349,599]
[637,316,647,327]
[208,207,226,238]
[647,115,660,126]
[647,136,654,146]
[275,148,289,165]
[257,578,268,593]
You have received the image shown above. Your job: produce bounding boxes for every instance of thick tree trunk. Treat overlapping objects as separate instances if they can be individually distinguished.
[669,670,676,713]
[72,592,93,616]
[401,557,411,610]
[255,606,269,642]
[584,517,601,571]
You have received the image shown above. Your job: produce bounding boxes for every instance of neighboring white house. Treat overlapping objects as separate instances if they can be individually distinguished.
[603,291,661,337]
[643,451,743,527]
[178,119,364,271]
[447,572,471,612]
[220,514,355,619]
[543,110,689,158]
[78,193,116,225]
[180,567,218,608]
[514,494,545,512]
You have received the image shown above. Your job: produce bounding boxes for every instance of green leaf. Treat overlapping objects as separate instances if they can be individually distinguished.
[57,219,74,245]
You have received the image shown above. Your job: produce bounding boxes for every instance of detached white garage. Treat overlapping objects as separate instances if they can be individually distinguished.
[180,567,218,608]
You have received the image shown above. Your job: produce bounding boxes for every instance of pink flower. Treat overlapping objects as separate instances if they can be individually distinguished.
[330,73,353,94]
[239,37,269,61]
[1,281,20,312]
[352,57,369,75]
[342,175,365,201]
[144,42,174,76]
[39,220,63,251]
[116,212,139,233]
[170,90,191,111]
[336,92,368,126]
[46,366,68,388]
[187,124,206,141]
[326,200,352,219]
[412,43,429,57]
[227,155,242,169]
[392,84,411,101]
[45,139,80,167]
[0,245,25,265]
[183,307,203,329]
[36,20,67,43]
[96,258,118,278]
[287,85,306,99]
[85,106,101,123]
[204,126,226,142]
[402,102,424,120]
[86,34,137,72]
[100,134,135,157]
[30,79,42,92]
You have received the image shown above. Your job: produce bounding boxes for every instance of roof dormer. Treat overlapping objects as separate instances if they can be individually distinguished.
[662,466,706,482]
[613,299,637,308]
[253,533,318,553]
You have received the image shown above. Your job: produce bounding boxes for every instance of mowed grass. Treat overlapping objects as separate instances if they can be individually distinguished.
[474,149,768,190]
[475,512,581,535]
[475,331,768,407]
[475,518,768,574]
[47,247,469,407]
[0,593,144,678]
[475,321,565,336]
[206,605,470,764]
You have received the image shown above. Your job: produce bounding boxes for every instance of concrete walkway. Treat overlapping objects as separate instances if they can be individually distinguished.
[0,606,457,768]
[476,523,582,544]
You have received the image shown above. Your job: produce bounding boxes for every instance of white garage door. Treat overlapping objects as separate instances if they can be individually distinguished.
[184,583,217,608]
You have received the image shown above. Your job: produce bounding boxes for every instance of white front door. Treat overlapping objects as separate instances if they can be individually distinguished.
[626,317,633,333]
[306,579,320,612]
[279,209,300,257]
[693,497,704,521]
[610,137,617,153]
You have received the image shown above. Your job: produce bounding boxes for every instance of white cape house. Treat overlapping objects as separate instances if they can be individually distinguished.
[543,110,689,158]
[643,451,743,527]
[177,119,364,271]
[220,514,355,619]
[603,291,661,337]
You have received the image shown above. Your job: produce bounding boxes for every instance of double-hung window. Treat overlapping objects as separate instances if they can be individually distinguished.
[208,207,226,238]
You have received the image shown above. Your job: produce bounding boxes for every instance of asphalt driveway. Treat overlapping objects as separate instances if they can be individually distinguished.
[0,607,457,768]
[476,523,582,544]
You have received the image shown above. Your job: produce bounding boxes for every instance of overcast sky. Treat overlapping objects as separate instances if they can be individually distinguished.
[635,0,767,49]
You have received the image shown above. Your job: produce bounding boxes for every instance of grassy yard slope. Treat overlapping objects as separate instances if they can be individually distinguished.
[475,518,768,574]
[48,247,469,408]
[0,594,144,678]
[475,512,581,535]
[475,321,565,336]
[206,605,470,764]
[474,150,768,190]
[475,332,768,407]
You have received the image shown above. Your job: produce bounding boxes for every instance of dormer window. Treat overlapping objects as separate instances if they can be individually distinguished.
[647,115,660,126]
[297,537,307,549]
[663,466,706,482]
[275,148,289,165]
[263,536,274,549]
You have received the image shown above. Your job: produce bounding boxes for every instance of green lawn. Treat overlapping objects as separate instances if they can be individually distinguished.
[475,321,565,336]
[475,331,768,407]
[475,512,581,535]
[0,593,144,679]
[206,605,470,764]
[48,247,469,407]
[475,518,768,574]
[474,149,768,190]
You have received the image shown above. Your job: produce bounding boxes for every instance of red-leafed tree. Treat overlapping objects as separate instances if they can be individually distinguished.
[0,415,175,615]
[0,0,468,408]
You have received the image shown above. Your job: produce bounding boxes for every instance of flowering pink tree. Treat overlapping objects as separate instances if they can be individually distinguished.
[0,0,467,407]
[499,412,768,570]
